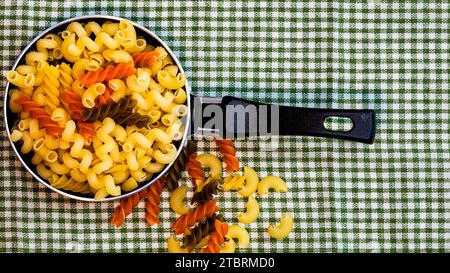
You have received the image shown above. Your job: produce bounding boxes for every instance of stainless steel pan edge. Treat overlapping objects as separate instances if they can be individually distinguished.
[3,15,191,202]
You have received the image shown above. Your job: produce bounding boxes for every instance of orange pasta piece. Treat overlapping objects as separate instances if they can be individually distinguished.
[110,187,150,228]
[15,93,63,136]
[186,153,205,190]
[60,89,96,140]
[132,51,159,68]
[215,139,240,173]
[145,177,166,226]
[171,200,220,235]
[203,220,229,253]
[77,121,96,140]
[78,62,136,87]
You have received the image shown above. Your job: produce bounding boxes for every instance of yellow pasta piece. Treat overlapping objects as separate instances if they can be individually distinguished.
[223,173,245,191]
[122,177,138,192]
[167,235,188,253]
[195,153,222,179]
[258,176,288,196]
[226,225,250,248]
[268,213,294,239]
[220,239,236,253]
[169,186,189,215]
[157,70,186,89]
[239,166,259,197]
[94,188,109,200]
[237,195,260,224]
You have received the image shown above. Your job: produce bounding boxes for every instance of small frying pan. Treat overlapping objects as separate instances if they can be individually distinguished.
[4,15,375,202]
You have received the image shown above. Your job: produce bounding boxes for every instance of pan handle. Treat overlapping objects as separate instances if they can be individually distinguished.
[190,95,376,144]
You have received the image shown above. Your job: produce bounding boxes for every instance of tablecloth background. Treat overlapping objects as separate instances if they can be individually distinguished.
[0,0,448,252]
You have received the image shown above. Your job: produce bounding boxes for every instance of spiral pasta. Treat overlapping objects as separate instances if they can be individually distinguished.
[132,51,159,68]
[78,62,136,87]
[60,90,96,140]
[145,177,166,226]
[81,96,136,123]
[191,179,221,205]
[203,219,229,253]
[110,187,149,228]
[7,18,188,200]
[183,214,219,251]
[215,139,239,173]
[171,200,220,235]
[61,89,84,119]
[113,110,152,129]
[49,174,90,194]
[186,153,205,190]
[165,141,196,192]
[15,93,63,136]
[96,85,112,106]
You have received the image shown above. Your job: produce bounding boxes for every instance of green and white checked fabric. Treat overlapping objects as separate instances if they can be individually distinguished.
[0,1,448,252]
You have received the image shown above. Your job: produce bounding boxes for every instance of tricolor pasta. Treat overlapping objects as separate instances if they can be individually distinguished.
[7,19,187,199]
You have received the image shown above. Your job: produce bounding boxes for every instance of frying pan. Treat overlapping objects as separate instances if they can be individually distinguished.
[3,15,376,202]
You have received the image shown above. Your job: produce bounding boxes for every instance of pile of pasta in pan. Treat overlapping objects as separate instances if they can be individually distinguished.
[110,140,294,253]
[7,19,187,199]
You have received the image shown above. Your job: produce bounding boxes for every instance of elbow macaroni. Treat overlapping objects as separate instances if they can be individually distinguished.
[195,153,222,179]
[267,213,294,239]
[169,185,189,215]
[258,176,288,196]
[239,166,259,197]
[226,225,250,248]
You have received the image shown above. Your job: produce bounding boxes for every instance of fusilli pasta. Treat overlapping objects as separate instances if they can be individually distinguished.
[145,177,166,226]
[171,200,220,235]
[215,139,239,173]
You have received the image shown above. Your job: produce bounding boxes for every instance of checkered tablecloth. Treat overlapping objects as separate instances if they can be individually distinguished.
[0,1,448,253]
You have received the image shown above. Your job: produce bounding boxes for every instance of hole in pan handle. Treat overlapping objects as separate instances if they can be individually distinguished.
[190,94,376,144]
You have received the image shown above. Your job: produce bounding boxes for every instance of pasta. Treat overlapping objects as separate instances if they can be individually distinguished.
[183,214,218,251]
[109,109,152,129]
[258,176,288,196]
[14,93,63,136]
[202,219,228,253]
[226,225,250,248]
[132,51,160,68]
[267,213,293,239]
[171,200,220,235]
[167,235,188,253]
[110,187,149,228]
[215,139,239,173]
[145,177,165,226]
[237,195,260,224]
[81,96,136,122]
[165,141,196,192]
[186,153,205,190]
[220,239,236,253]
[169,185,189,215]
[60,90,95,140]
[222,173,245,191]
[157,70,186,89]
[49,174,90,194]
[195,153,223,180]
[7,19,188,199]
[78,62,136,87]
[239,166,259,197]
[191,178,221,205]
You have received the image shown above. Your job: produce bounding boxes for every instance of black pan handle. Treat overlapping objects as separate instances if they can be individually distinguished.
[190,95,376,144]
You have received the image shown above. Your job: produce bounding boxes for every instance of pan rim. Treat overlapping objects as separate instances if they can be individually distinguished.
[3,15,191,202]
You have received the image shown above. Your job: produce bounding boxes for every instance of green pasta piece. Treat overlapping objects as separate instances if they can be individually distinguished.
[191,178,221,205]
[112,110,152,128]
[183,214,221,251]
[166,141,197,192]
[81,96,137,123]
